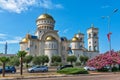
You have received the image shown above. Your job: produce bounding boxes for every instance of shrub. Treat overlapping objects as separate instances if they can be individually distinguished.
[51,62,62,66]
[75,62,81,66]
[97,67,109,72]
[57,67,88,74]
[87,51,120,69]
[112,67,119,72]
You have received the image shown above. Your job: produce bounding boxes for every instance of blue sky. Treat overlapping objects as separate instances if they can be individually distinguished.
[0,0,120,54]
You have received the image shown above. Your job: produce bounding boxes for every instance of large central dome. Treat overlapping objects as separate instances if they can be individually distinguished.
[36,13,55,30]
[37,13,54,20]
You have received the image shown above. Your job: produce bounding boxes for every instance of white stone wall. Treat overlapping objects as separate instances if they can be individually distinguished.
[20,43,28,51]
[83,51,99,59]
[71,42,80,49]
[28,40,39,56]
[72,50,84,62]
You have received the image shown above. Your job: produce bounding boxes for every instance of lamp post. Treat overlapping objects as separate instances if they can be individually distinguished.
[102,9,118,53]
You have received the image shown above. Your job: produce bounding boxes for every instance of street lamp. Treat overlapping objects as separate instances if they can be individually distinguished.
[102,9,118,53]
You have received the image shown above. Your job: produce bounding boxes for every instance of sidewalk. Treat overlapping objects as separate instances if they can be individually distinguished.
[0,71,120,80]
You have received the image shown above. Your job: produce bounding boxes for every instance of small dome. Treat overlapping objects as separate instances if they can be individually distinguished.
[21,38,28,43]
[72,37,78,41]
[46,36,54,41]
[37,13,54,20]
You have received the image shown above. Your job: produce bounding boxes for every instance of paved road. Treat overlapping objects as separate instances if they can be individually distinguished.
[23,74,120,80]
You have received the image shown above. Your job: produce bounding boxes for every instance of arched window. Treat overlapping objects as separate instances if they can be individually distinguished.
[52,43,54,48]
[89,46,91,51]
[80,38,82,41]
[93,33,97,37]
[35,45,37,49]
[94,46,97,51]
[80,45,82,48]
[89,34,91,38]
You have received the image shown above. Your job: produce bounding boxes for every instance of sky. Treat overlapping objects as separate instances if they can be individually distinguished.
[0,0,120,54]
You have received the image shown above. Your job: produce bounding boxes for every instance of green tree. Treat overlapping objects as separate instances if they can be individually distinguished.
[40,55,49,65]
[67,55,77,65]
[32,56,41,65]
[8,56,20,66]
[24,55,33,69]
[17,51,27,75]
[51,55,61,63]
[0,56,9,77]
[79,56,89,66]
[84,56,89,63]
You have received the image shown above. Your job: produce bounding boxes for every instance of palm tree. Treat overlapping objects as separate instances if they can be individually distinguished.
[17,51,27,75]
[0,56,9,77]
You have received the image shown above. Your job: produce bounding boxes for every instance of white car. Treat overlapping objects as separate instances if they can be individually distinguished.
[28,66,48,73]
[84,66,96,71]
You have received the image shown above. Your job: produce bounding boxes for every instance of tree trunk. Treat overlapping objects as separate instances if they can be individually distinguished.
[20,57,23,75]
[2,62,5,77]
[71,61,72,65]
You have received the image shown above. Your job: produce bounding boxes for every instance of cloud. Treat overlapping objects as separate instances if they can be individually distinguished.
[39,0,63,9]
[0,33,7,39]
[101,5,111,9]
[63,28,69,34]
[0,0,36,13]
[0,33,22,44]
[0,0,63,13]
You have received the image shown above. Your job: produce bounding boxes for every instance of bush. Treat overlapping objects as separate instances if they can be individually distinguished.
[51,62,62,66]
[112,67,119,72]
[75,62,81,66]
[57,67,88,74]
[97,67,109,72]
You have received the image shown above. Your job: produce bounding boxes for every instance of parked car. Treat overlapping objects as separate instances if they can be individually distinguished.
[57,64,73,70]
[0,66,16,73]
[28,66,48,73]
[84,66,96,71]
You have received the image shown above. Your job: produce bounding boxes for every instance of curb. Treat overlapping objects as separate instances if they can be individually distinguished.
[0,72,119,80]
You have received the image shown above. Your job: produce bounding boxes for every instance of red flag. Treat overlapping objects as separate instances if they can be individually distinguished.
[107,32,112,41]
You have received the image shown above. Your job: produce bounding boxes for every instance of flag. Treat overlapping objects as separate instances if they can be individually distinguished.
[107,32,112,41]
[5,42,7,54]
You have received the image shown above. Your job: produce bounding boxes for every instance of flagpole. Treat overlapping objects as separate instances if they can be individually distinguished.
[102,9,118,53]
[107,16,111,53]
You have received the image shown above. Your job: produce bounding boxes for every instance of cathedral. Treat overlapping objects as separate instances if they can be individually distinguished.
[19,13,99,65]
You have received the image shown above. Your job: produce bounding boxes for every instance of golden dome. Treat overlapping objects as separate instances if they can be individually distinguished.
[46,36,54,41]
[21,38,28,43]
[72,37,78,41]
[37,13,54,20]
